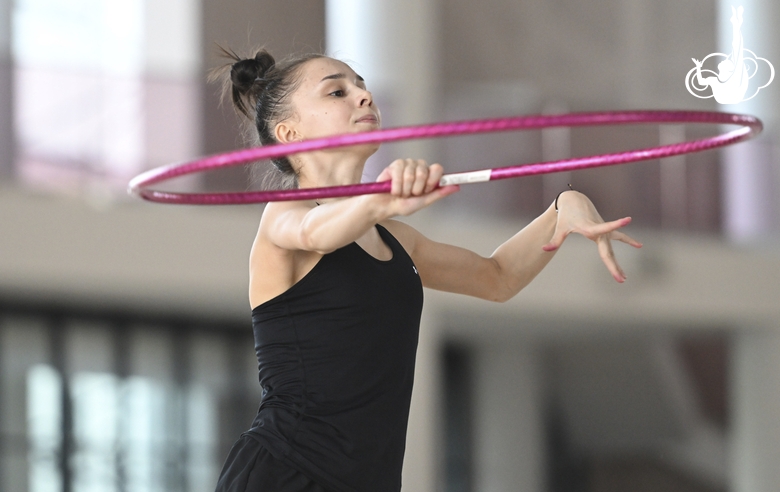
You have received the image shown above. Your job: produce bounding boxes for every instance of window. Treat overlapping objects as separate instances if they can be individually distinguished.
[1,308,257,492]
[13,0,146,193]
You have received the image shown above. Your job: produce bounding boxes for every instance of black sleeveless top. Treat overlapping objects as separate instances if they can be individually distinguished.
[248,224,423,492]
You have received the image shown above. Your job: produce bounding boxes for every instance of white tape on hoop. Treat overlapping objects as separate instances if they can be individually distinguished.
[439,169,491,186]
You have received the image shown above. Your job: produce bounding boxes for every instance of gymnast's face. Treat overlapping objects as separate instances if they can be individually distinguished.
[274,58,381,151]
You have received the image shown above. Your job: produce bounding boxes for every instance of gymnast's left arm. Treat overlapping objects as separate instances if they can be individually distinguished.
[382,191,641,302]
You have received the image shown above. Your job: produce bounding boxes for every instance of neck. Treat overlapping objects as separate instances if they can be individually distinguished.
[296,149,371,190]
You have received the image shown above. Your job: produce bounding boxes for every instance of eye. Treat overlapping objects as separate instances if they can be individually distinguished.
[329,89,345,97]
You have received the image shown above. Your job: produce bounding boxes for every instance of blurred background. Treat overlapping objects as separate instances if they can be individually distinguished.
[1,0,779,491]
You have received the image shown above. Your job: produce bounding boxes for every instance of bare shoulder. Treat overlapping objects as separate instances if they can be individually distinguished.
[252,201,310,260]
[252,204,292,259]
[257,200,316,246]
[249,201,321,308]
[259,200,312,232]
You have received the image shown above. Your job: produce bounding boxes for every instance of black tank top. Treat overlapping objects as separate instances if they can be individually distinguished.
[248,224,423,492]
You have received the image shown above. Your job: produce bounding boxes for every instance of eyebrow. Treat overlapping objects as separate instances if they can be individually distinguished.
[319,73,365,83]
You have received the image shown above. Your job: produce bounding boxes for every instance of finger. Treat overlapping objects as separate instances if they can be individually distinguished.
[411,162,428,196]
[598,240,625,283]
[598,236,626,282]
[376,167,392,182]
[579,216,632,240]
[391,160,404,196]
[542,225,569,252]
[418,184,459,208]
[425,163,444,194]
[610,230,643,248]
[402,160,416,197]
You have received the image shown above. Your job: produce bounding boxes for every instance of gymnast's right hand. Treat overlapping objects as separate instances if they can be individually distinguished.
[375,158,459,216]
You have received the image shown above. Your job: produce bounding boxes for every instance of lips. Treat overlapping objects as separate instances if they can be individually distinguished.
[356,114,378,124]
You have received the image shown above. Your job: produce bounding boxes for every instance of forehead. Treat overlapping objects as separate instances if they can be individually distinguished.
[297,57,359,84]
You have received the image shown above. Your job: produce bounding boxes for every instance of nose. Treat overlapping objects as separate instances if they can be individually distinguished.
[358,88,373,107]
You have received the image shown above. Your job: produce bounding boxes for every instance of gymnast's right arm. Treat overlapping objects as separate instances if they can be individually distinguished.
[261,159,459,254]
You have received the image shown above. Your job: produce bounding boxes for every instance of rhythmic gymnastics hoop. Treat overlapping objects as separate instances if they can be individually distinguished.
[128,110,761,205]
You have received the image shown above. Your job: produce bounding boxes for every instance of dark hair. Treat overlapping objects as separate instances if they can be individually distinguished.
[211,47,325,189]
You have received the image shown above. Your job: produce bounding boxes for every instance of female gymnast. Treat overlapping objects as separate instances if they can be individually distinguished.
[213,49,641,492]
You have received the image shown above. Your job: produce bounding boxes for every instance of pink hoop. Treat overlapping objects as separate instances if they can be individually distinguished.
[128,110,762,205]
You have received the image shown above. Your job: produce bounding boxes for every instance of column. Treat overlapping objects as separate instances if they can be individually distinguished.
[0,0,14,180]
[326,0,440,176]
[719,0,779,241]
[472,340,545,492]
[730,328,780,492]
[143,0,202,191]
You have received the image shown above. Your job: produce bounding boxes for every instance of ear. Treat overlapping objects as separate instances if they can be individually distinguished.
[274,120,302,144]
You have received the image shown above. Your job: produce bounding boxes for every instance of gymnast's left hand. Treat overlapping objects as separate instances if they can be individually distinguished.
[542,191,642,283]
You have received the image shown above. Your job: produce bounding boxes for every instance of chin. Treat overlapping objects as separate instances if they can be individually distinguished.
[354,122,380,132]
[354,142,380,157]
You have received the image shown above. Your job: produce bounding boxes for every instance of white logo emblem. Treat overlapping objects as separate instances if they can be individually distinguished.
[412,266,418,275]
[685,6,774,104]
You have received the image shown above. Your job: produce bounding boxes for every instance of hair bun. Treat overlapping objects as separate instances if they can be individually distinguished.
[253,50,276,77]
[230,50,276,94]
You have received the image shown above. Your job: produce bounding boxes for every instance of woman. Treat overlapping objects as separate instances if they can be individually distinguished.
[214,49,641,492]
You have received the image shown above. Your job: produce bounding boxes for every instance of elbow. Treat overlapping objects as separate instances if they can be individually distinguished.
[486,258,515,303]
[297,224,334,255]
[489,277,531,303]
[297,223,316,250]
[482,282,514,303]
[491,289,513,304]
